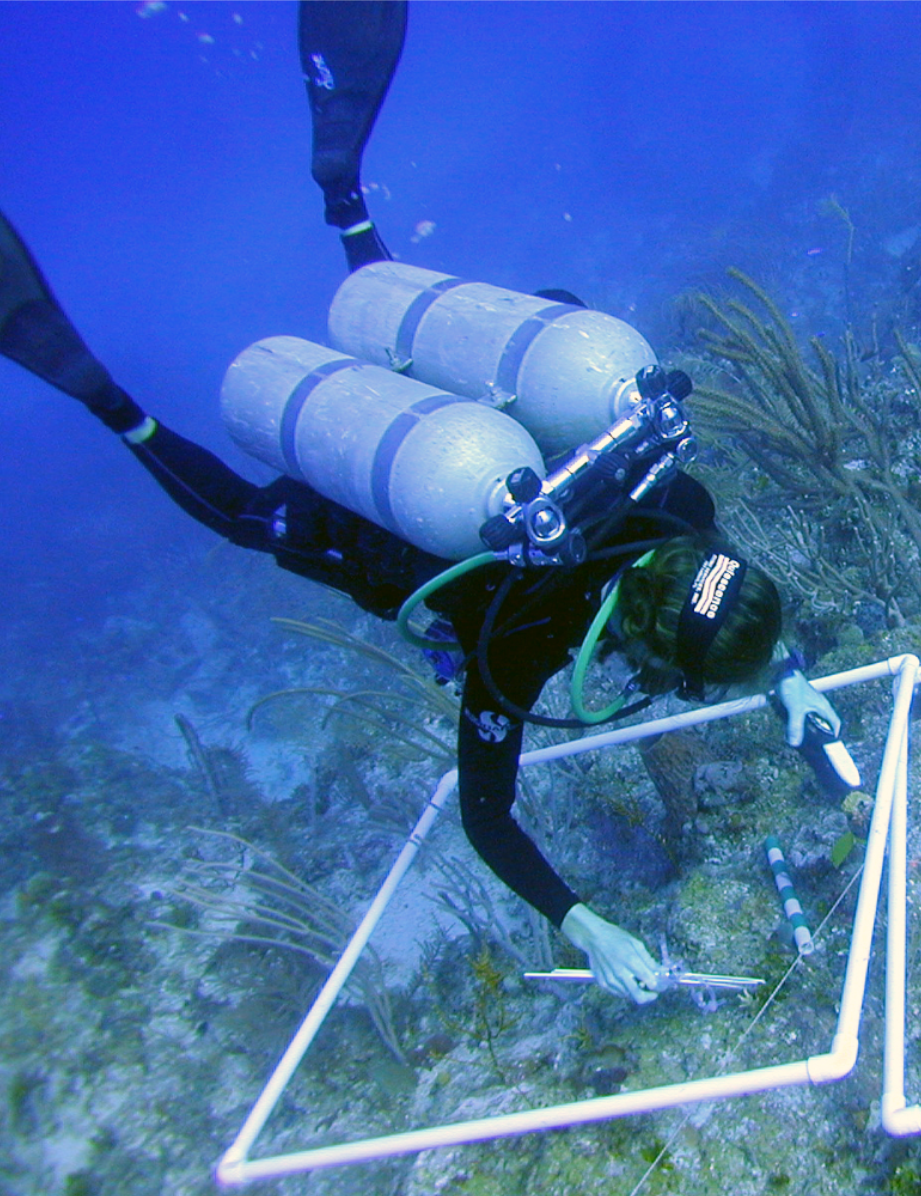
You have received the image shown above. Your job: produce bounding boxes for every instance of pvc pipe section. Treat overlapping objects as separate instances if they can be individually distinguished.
[520,653,914,770]
[820,657,920,1086]
[220,1061,814,1183]
[216,655,921,1186]
[801,655,921,1091]
[218,769,457,1179]
[882,656,921,1135]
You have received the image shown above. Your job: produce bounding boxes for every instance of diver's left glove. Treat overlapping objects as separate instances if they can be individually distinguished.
[560,903,660,1004]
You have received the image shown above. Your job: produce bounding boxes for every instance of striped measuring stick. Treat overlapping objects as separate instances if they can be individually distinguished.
[765,835,814,956]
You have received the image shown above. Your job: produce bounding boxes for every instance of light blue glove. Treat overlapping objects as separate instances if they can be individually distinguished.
[560,903,660,1004]
[776,668,841,748]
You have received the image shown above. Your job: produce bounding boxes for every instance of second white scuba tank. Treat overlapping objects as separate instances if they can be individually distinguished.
[327,261,658,457]
[220,335,545,561]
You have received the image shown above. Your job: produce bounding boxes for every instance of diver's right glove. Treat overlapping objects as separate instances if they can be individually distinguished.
[774,657,841,748]
[560,903,660,1004]
[771,651,860,797]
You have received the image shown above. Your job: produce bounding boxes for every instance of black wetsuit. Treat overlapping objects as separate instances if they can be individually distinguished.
[127,422,715,927]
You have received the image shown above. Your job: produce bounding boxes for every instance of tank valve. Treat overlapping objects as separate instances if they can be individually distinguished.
[480,367,696,567]
[506,466,543,504]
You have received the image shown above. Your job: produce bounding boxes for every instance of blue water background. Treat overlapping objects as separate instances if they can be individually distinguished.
[0,0,917,669]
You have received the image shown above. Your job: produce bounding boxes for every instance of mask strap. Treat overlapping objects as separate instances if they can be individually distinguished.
[676,550,747,700]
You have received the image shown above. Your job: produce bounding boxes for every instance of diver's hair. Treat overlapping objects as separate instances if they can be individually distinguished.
[617,534,782,688]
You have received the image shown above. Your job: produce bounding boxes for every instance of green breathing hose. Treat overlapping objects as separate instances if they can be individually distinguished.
[399,543,659,725]
[569,585,627,724]
[569,547,657,724]
[396,551,496,648]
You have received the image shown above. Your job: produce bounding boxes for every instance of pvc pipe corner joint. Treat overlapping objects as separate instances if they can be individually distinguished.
[882,1096,921,1137]
[215,1151,245,1189]
[888,653,920,679]
[807,1034,859,1085]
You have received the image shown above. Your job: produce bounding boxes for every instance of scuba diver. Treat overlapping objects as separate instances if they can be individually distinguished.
[0,1,845,1005]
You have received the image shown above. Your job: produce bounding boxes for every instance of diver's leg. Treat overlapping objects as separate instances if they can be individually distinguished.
[0,209,279,549]
[125,423,277,548]
[299,0,406,271]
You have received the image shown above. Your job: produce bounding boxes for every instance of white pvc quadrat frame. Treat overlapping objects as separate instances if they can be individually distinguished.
[217,653,920,1187]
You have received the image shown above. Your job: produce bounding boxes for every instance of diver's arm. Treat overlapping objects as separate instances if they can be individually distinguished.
[458,708,661,1003]
[457,689,580,928]
[456,626,665,999]
[456,647,580,925]
[299,0,406,271]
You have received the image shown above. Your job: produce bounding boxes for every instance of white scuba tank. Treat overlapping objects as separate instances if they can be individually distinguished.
[220,336,545,561]
[327,261,658,457]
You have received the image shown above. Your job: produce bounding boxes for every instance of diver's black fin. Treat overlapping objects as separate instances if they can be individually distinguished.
[0,210,143,431]
[0,210,108,399]
[299,0,407,231]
